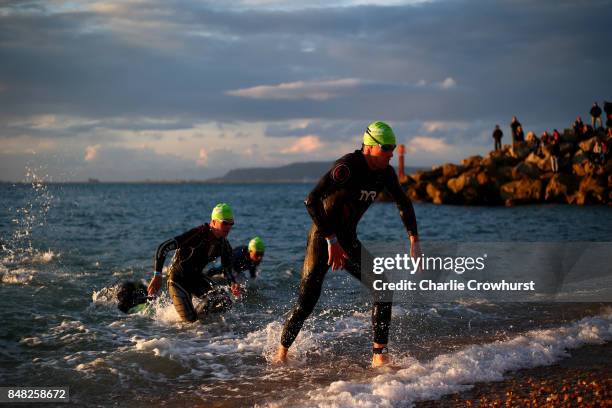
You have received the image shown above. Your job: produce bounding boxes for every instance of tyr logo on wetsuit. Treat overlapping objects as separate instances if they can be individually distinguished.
[359,190,377,201]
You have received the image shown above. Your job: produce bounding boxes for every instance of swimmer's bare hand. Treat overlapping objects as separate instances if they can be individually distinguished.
[410,236,422,273]
[327,241,349,271]
[230,282,241,297]
[147,275,162,296]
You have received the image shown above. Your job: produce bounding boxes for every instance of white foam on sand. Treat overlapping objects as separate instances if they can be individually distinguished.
[277,311,612,408]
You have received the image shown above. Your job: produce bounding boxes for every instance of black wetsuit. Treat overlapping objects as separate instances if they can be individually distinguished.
[154,223,234,322]
[280,150,418,348]
[208,246,259,279]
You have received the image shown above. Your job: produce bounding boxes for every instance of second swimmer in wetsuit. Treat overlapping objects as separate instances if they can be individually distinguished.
[275,121,421,367]
[146,203,241,322]
[208,236,265,281]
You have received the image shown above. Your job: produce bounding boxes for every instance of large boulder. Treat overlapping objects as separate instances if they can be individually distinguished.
[569,176,608,205]
[447,173,478,194]
[399,175,417,190]
[441,163,463,178]
[500,179,543,205]
[476,170,492,186]
[539,173,554,190]
[492,165,513,183]
[561,128,579,144]
[511,162,540,179]
[412,167,443,183]
[460,155,483,168]
[509,143,531,160]
[572,160,598,177]
[578,137,598,152]
[426,183,455,205]
[460,187,481,205]
[544,174,580,203]
[484,149,518,168]
[525,152,551,172]
[572,149,589,164]
[559,142,574,156]
[405,182,428,202]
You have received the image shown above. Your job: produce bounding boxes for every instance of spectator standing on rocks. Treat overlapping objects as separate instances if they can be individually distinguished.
[539,131,550,156]
[510,116,522,146]
[605,128,612,162]
[590,102,603,129]
[604,101,612,130]
[492,125,503,151]
[526,131,539,153]
[573,116,584,137]
[516,126,525,144]
[550,131,560,173]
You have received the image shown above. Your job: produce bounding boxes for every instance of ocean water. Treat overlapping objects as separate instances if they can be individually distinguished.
[1,179,611,407]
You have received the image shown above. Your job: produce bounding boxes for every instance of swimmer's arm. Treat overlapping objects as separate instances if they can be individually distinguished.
[305,161,349,238]
[385,167,418,238]
[148,238,178,296]
[221,240,236,285]
[153,238,178,273]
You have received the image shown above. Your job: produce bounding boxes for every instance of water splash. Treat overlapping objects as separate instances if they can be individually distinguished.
[1,166,55,265]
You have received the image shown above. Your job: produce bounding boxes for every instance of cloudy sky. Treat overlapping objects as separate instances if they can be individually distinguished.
[1,0,611,181]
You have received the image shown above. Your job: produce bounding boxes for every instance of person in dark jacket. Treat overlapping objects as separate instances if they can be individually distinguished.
[515,126,525,143]
[510,116,522,146]
[573,116,584,138]
[604,101,612,130]
[590,102,603,129]
[492,125,503,151]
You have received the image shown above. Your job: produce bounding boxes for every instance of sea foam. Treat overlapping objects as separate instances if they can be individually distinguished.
[283,311,612,408]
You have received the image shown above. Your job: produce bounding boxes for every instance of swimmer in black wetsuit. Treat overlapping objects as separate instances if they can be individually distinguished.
[275,121,421,367]
[146,203,241,322]
[208,236,265,280]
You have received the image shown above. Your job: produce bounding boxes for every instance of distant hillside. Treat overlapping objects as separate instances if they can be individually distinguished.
[207,161,424,183]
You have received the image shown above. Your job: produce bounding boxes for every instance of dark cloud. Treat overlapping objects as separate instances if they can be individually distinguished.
[0,115,200,140]
[265,120,364,139]
[1,0,611,180]
[1,0,610,127]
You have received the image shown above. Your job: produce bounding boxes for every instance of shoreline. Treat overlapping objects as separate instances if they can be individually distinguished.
[416,342,612,407]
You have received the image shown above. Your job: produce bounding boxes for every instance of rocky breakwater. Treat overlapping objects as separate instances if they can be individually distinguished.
[399,134,611,206]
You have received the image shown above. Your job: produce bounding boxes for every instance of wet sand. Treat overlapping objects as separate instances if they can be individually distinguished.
[416,342,612,407]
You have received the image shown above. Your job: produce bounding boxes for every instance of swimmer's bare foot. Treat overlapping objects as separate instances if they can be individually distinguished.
[371,343,390,368]
[273,345,288,364]
[372,352,390,368]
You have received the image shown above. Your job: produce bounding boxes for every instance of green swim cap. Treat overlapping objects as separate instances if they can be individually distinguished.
[363,121,396,146]
[248,236,265,253]
[127,303,148,314]
[211,203,234,222]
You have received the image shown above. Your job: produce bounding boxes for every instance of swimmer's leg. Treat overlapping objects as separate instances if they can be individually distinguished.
[277,226,329,362]
[343,240,392,367]
[168,280,197,323]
